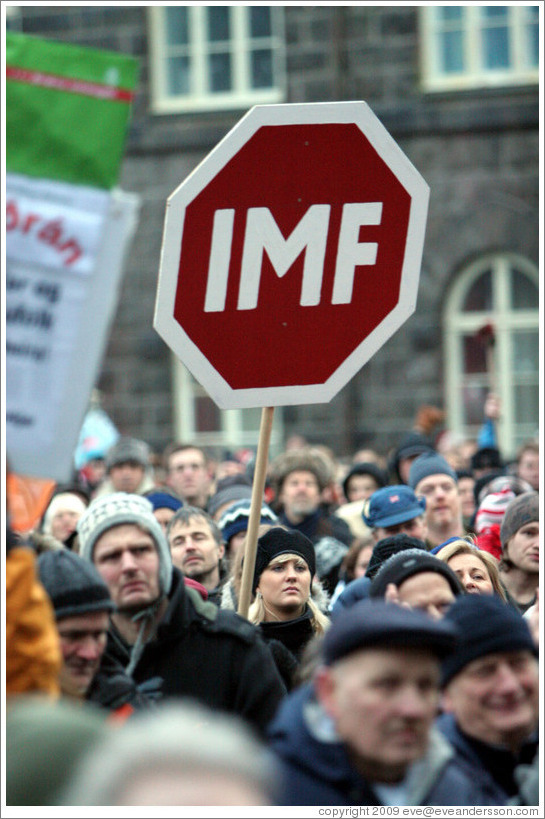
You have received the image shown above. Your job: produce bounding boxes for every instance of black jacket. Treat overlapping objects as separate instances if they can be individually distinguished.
[87,653,156,711]
[103,568,287,736]
[259,606,315,662]
[259,606,317,690]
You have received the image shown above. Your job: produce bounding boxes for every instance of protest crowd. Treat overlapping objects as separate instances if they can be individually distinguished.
[5,394,540,808]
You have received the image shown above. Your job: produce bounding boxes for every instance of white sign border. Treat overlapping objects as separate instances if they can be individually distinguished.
[154,101,429,410]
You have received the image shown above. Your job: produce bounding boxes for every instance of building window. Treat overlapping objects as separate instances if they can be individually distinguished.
[443,253,539,460]
[148,6,286,113]
[172,359,284,457]
[420,5,539,91]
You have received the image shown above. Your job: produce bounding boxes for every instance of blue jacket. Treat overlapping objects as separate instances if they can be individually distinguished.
[330,575,371,618]
[437,712,538,805]
[268,683,506,806]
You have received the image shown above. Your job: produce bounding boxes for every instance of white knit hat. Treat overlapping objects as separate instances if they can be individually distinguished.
[77,493,172,596]
[42,492,88,536]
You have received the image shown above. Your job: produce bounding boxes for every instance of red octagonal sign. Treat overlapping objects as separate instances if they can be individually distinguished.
[154,102,429,409]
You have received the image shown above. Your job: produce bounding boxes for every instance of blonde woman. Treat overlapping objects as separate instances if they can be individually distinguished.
[435,537,507,601]
[246,527,330,688]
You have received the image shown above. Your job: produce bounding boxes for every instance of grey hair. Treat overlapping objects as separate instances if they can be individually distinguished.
[60,700,279,806]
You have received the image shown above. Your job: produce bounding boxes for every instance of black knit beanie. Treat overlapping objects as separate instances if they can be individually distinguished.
[369,548,464,599]
[38,549,115,619]
[441,594,537,687]
[253,527,316,594]
[366,534,428,580]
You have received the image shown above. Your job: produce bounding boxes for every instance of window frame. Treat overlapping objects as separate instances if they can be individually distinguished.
[443,252,539,458]
[147,6,286,114]
[172,357,284,455]
[419,5,540,92]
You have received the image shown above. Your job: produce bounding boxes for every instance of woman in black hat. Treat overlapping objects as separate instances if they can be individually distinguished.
[247,527,330,688]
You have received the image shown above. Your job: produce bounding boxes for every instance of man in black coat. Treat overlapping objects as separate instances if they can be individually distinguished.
[77,492,286,735]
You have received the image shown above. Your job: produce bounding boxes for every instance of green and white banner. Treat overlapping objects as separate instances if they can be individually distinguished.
[6,31,139,189]
[6,33,140,482]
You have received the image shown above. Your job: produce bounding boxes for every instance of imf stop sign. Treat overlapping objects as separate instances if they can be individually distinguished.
[154,102,429,409]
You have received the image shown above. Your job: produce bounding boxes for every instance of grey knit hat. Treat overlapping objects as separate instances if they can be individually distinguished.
[409,451,458,491]
[105,437,150,473]
[77,493,172,596]
[38,549,115,619]
[500,491,539,549]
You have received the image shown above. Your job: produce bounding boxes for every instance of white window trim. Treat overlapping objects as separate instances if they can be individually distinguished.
[444,253,539,458]
[148,6,286,114]
[419,5,539,92]
[172,356,284,453]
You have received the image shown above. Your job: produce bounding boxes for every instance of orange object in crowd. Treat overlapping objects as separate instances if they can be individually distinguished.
[6,472,56,533]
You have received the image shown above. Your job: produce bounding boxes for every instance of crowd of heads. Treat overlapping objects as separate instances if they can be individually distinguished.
[5,404,540,807]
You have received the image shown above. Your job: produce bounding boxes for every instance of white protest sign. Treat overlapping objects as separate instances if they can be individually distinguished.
[6,174,140,482]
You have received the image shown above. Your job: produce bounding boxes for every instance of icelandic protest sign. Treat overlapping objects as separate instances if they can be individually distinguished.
[6,33,140,485]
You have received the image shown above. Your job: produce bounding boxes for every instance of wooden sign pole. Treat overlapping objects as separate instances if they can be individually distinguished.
[237,406,275,619]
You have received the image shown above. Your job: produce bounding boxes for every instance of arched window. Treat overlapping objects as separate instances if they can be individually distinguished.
[444,253,539,459]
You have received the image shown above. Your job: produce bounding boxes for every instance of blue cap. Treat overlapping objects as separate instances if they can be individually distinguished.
[362,485,426,529]
[144,491,183,513]
[323,599,459,666]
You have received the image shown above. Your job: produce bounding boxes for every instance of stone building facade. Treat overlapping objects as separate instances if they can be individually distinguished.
[8,5,539,464]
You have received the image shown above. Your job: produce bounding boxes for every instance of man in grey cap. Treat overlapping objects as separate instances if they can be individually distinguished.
[498,492,539,614]
[77,493,286,735]
[95,436,155,497]
[268,599,496,806]
[409,451,464,549]
[37,549,140,709]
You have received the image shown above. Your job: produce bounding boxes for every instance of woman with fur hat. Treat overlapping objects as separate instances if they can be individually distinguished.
[247,526,330,689]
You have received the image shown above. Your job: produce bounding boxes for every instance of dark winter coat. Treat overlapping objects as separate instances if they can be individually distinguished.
[87,653,157,711]
[437,712,538,804]
[259,606,316,691]
[103,568,287,736]
[268,683,505,806]
[259,606,315,662]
